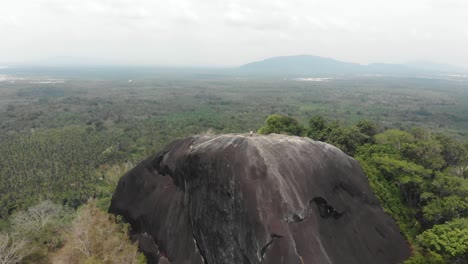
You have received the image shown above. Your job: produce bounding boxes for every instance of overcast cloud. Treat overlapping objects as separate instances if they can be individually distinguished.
[1,0,467,67]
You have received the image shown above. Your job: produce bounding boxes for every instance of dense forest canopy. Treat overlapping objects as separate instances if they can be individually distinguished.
[0,72,467,263]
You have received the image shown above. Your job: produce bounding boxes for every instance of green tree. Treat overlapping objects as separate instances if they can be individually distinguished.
[325,122,368,156]
[417,218,468,263]
[430,172,468,199]
[402,140,445,171]
[404,251,444,264]
[258,115,304,136]
[435,134,467,169]
[355,120,378,142]
[411,127,431,141]
[370,155,430,207]
[422,196,467,225]
[375,129,414,150]
[307,115,327,141]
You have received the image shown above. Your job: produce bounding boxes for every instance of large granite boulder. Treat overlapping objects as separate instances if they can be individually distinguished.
[109,134,410,264]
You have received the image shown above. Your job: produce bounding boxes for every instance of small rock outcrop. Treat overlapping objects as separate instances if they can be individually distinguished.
[109,134,410,264]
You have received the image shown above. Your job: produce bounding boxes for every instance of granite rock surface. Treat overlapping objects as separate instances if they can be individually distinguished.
[109,134,410,264]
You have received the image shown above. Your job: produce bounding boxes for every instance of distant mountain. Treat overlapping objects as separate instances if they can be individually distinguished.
[238,55,467,76]
[239,55,360,75]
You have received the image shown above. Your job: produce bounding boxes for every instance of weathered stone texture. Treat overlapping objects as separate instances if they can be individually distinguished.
[110,134,410,264]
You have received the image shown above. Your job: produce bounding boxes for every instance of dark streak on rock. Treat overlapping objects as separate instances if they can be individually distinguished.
[375,226,386,239]
[189,202,207,264]
[260,234,283,259]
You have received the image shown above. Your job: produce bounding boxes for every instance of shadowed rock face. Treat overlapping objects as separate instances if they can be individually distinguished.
[109,134,410,264]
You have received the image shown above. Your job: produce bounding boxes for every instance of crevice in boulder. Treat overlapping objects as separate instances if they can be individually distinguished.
[134,232,160,264]
[189,198,207,264]
[192,230,207,264]
[286,197,345,223]
[153,152,171,175]
[151,152,207,264]
[290,213,305,223]
[260,234,283,260]
[312,197,345,219]
[285,205,310,223]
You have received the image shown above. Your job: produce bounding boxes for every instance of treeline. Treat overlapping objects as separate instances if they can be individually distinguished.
[259,114,468,263]
[0,112,239,220]
[0,125,135,219]
[0,125,151,263]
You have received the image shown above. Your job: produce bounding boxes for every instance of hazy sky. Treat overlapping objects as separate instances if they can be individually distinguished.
[1,0,468,67]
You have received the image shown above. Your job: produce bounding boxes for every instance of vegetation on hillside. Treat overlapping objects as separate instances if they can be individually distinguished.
[0,74,467,263]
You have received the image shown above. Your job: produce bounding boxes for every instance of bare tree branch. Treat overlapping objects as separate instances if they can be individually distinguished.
[0,233,31,264]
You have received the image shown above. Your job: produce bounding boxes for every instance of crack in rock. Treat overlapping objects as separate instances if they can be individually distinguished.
[192,231,207,264]
[286,197,345,223]
[260,234,283,260]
